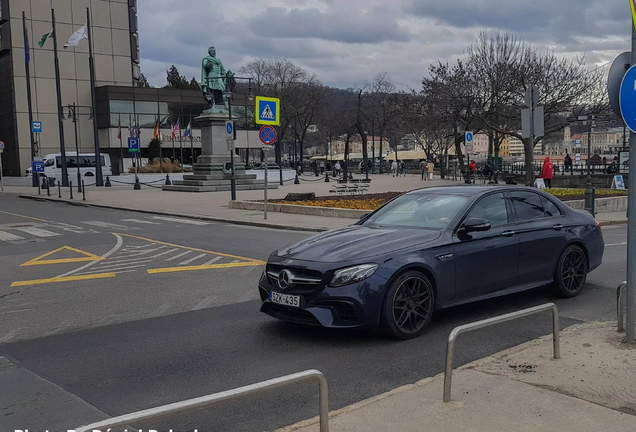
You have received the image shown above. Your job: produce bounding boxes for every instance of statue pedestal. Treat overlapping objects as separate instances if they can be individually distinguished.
[163,113,278,192]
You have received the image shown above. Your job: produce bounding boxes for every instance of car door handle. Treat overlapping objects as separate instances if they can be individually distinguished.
[501,230,515,237]
[552,224,564,230]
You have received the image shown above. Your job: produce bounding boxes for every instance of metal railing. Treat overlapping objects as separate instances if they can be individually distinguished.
[618,281,627,332]
[74,369,329,432]
[443,303,560,402]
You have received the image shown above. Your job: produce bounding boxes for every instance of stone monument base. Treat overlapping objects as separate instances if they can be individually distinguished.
[163,113,277,192]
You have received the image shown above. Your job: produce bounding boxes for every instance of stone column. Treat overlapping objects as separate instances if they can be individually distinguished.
[194,113,245,177]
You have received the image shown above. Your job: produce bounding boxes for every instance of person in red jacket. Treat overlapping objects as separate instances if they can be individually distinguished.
[541,156,554,188]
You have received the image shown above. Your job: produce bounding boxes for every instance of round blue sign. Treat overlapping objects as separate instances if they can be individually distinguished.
[226,122,233,134]
[466,132,473,142]
[619,65,636,133]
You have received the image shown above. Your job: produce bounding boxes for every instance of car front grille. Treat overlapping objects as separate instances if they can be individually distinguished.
[266,264,323,293]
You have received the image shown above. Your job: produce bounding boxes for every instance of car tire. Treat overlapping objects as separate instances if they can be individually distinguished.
[550,245,588,298]
[380,270,435,340]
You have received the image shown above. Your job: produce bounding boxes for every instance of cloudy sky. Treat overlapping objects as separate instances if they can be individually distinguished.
[138,0,628,90]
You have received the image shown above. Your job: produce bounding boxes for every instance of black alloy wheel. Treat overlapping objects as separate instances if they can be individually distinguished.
[380,271,435,339]
[551,245,588,298]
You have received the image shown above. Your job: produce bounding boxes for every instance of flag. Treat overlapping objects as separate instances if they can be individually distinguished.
[24,32,30,64]
[172,120,180,139]
[64,25,88,49]
[184,121,191,138]
[130,117,136,137]
[117,118,121,139]
[38,29,53,47]
[153,121,160,139]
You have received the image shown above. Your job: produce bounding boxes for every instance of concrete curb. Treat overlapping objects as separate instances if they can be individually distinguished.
[598,219,628,227]
[230,200,369,219]
[17,195,328,233]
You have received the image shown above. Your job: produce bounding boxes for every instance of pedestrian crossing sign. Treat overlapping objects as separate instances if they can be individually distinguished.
[255,96,280,125]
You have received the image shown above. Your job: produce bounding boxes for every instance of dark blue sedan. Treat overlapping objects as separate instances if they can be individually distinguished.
[259,186,604,339]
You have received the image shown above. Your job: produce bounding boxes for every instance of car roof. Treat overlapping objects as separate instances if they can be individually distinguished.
[407,185,544,197]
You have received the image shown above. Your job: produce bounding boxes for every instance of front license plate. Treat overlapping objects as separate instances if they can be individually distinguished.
[270,291,301,308]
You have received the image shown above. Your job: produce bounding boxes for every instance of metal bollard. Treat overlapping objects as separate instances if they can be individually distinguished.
[134,175,141,190]
[58,182,61,198]
[47,180,51,197]
[294,173,300,184]
[37,178,41,195]
[324,172,330,182]
[105,176,112,187]
[165,174,172,185]
[69,181,73,200]
[82,180,86,201]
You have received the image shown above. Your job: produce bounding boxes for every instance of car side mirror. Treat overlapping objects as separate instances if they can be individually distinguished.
[462,217,491,233]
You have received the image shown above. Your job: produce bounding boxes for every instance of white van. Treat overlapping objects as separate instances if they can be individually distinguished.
[26,152,112,179]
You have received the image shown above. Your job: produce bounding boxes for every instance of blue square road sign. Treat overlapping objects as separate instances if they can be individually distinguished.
[128,137,139,152]
[32,160,45,173]
[31,121,42,133]
[255,96,280,126]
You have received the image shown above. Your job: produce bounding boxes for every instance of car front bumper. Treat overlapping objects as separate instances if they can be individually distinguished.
[258,271,388,330]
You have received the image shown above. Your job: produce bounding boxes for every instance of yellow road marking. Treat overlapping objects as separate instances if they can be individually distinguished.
[148,261,262,274]
[115,233,266,264]
[20,246,105,266]
[0,210,52,223]
[11,273,116,287]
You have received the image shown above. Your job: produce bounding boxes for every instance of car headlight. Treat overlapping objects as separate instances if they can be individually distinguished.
[329,264,378,287]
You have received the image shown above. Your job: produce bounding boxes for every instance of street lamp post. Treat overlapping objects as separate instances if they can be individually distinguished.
[584,115,595,215]
[64,103,95,192]
[212,73,254,201]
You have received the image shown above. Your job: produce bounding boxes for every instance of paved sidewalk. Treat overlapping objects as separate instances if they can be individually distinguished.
[1,174,627,231]
[278,321,635,432]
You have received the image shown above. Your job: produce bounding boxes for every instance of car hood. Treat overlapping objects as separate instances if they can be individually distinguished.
[277,225,441,263]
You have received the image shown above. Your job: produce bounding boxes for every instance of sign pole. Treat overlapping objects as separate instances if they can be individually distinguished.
[264,152,268,220]
[626,15,636,343]
[0,150,4,192]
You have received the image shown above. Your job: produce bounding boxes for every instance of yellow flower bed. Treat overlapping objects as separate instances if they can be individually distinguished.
[274,199,386,210]
[545,188,627,198]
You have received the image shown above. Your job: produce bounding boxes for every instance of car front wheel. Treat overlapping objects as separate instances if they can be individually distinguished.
[380,271,435,339]
[550,245,588,298]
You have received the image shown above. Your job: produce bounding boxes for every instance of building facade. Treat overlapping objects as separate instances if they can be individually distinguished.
[0,0,140,177]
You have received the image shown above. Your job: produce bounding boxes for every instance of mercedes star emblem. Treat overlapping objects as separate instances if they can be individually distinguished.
[278,269,291,289]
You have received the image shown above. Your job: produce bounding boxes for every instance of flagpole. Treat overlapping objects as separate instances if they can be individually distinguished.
[118,113,123,174]
[86,8,103,186]
[179,107,183,167]
[171,119,175,161]
[51,8,68,187]
[23,12,37,187]
[190,114,194,166]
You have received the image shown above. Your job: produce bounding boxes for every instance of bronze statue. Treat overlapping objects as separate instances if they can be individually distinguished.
[201,46,233,113]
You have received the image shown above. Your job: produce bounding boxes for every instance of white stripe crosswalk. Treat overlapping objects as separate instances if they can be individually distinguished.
[12,226,60,237]
[0,231,25,242]
[150,216,211,225]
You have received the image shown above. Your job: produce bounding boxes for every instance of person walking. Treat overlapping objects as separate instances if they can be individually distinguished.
[319,160,325,174]
[420,159,427,180]
[541,156,554,188]
[334,161,341,177]
[564,153,573,175]
[427,160,435,180]
[391,160,398,177]
[400,160,406,176]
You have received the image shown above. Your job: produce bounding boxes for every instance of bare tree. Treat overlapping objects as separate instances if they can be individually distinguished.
[468,31,608,185]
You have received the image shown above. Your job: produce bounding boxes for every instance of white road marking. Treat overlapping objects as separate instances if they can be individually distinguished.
[81,221,132,230]
[218,259,241,272]
[605,242,627,247]
[12,226,60,237]
[77,269,139,276]
[56,233,124,278]
[0,308,35,315]
[179,253,208,265]
[240,266,258,276]
[191,295,218,310]
[165,250,192,261]
[114,246,166,257]
[203,256,222,265]
[147,304,171,318]
[151,216,211,225]
[121,218,162,225]
[104,248,179,265]
[93,261,153,271]
[0,230,25,242]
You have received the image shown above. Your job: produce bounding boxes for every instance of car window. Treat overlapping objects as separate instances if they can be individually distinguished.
[364,194,468,230]
[510,191,545,221]
[466,193,508,227]
[44,159,54,167]
[541,196,563,217]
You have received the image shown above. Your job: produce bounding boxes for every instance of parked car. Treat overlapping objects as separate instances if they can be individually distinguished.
[25,152,112,179]
[252,163,280,170]
[258,186,604,339]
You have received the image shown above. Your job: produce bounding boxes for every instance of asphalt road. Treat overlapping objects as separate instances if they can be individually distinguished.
[0,194,627,432]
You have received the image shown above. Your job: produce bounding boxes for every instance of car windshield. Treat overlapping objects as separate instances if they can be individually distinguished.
[363,193,469,230]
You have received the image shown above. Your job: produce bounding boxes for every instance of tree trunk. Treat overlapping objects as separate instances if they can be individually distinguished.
[524,137,535,186]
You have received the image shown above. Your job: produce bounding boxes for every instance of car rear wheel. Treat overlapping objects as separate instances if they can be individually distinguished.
[550,245,588,298]
[380,271,435,340]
